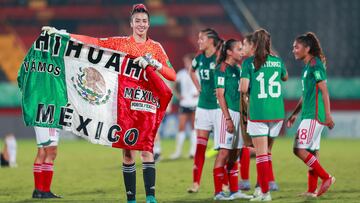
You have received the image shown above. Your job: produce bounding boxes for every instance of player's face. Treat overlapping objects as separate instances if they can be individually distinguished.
[229,41,242,62]
[130,13,149,37]
[198,32,210,51]
[293,41,308,60]
[241,39,253,57]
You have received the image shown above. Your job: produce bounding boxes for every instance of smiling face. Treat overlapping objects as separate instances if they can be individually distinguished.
[292,40,310,60]
[130,12,149,38]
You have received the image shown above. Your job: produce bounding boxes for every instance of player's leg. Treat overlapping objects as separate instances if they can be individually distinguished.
[40,128,61,198]
[187,108,212,193]
[239,146,251,190]
[141,150,157,203]
[170,109,187,159]
[32,147,45,198]
[153,133,161,162]
[188,109,197,158]
[4,134,17,167]
[213,148,233,200]
[293,119,334,197]
[267,121,283,191]
[122,149,137,203]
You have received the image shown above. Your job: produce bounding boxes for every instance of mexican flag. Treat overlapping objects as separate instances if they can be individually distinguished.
[17,32,172,151]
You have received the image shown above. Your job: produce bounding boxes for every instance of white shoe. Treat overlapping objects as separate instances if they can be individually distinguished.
[250,192,272,201]
[253,187,261,197]
[169,152,181,160]
[298,191,317,198]
[229,190,253,199]
[213,192,234,201]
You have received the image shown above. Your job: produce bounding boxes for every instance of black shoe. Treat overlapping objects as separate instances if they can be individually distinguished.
[32,189,43,198]
[41,191,62,198]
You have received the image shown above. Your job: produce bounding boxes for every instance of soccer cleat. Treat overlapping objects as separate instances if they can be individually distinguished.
[41,191,62,198]
[146,195,157,203]
[298,192,317,198]
[205,148,218,158]
[269,181,279,191]
[32,189,43,198]
[169,152,181,160]
[239,180,251,191]
[213,192,234,201]
[253,186,261,198]
[317,176,335,197]
[229,190,253,199]
[187,183,199,193]
[250,192,272,202]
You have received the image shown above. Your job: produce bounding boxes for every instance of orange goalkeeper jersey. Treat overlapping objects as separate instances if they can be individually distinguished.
[71,34,176,81]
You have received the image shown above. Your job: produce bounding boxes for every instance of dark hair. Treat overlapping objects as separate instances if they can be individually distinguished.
[244,33,254,44]
[252,29,271,70]
[217,39,238,65]
[295,32,326,64]
[131,4,150,19]
[200,28,222,50]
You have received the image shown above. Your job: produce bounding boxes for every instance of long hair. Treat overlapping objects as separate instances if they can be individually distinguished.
[217,39,237,65]
[130,4,150,19]
[295,32,326,64]
[200,28,223,50]
[252,29,271,70]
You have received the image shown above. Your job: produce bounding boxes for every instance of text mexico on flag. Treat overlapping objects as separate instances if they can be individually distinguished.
[17,31,172,152]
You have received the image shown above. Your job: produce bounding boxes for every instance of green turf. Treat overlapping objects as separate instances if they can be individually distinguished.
[0,137,359,202]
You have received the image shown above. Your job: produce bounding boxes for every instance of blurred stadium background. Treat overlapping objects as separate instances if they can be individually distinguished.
[0,0,359,139]
[1,0,360,202]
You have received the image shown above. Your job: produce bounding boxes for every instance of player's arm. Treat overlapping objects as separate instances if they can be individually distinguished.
[240,78,250,94]
[157,61,176,81]
[189,68,201,94]
[286,97,303,128]
[173,76,181,100]
[216,87,234,133]
[281,60,288,81]
[318,81,335,129]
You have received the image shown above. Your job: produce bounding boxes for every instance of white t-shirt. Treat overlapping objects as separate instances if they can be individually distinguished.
[176,68,199,108]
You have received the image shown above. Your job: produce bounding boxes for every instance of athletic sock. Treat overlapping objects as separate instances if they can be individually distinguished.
[122,163,136,201]
[213,167,225,194]
[143,162,156,197]
[174,131,186,156]
[33,163,43,191]
[193,136,208,184]
[256,155,269,193]
[227,162,239,193]
[308,169,318,193]
[42,163,54,192]
[240,147,250,181]
[268,153,275,182]
[304,153,330,180]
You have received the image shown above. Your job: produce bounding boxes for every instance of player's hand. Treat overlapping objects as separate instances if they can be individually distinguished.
[226,119,234,133]
[286,114,297,128]
[41,26,66,35]
[134,53,163,70]
[133,56,149,69]
[325,114,335,129]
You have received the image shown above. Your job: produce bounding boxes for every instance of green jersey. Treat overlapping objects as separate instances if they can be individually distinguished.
[301,57,327,123]
[192,53,218,109]
[215,63,241,112]
[241,55,287,121]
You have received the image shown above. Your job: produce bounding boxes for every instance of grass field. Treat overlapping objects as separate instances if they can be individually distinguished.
[0,137,360,203]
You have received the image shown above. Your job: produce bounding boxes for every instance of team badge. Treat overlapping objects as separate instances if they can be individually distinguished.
[72,67,111,105]
[210,62,216,69]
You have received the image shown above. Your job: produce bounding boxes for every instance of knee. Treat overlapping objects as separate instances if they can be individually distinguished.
[293,148,300,157]
[141,151,154,162]
[123,150,135,164]
[45,147,57,161]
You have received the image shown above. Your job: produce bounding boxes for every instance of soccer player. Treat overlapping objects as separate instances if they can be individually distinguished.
[187,28,222,193]
[213,39,253,200]
[44,4,176,203]
[239,34,280,192]
[32,127,61,199]
[287,32,335,197]
[240,29,288,201]
[170,53,198,160]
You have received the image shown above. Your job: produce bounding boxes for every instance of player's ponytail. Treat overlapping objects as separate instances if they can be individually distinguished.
[253,29,271,70]
[217,39,237,65]
[296,32,326,64]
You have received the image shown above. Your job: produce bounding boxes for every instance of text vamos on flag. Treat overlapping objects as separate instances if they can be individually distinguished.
[18,32,172,151]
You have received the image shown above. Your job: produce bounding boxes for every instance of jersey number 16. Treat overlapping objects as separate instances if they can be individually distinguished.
[256,72,281,99]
